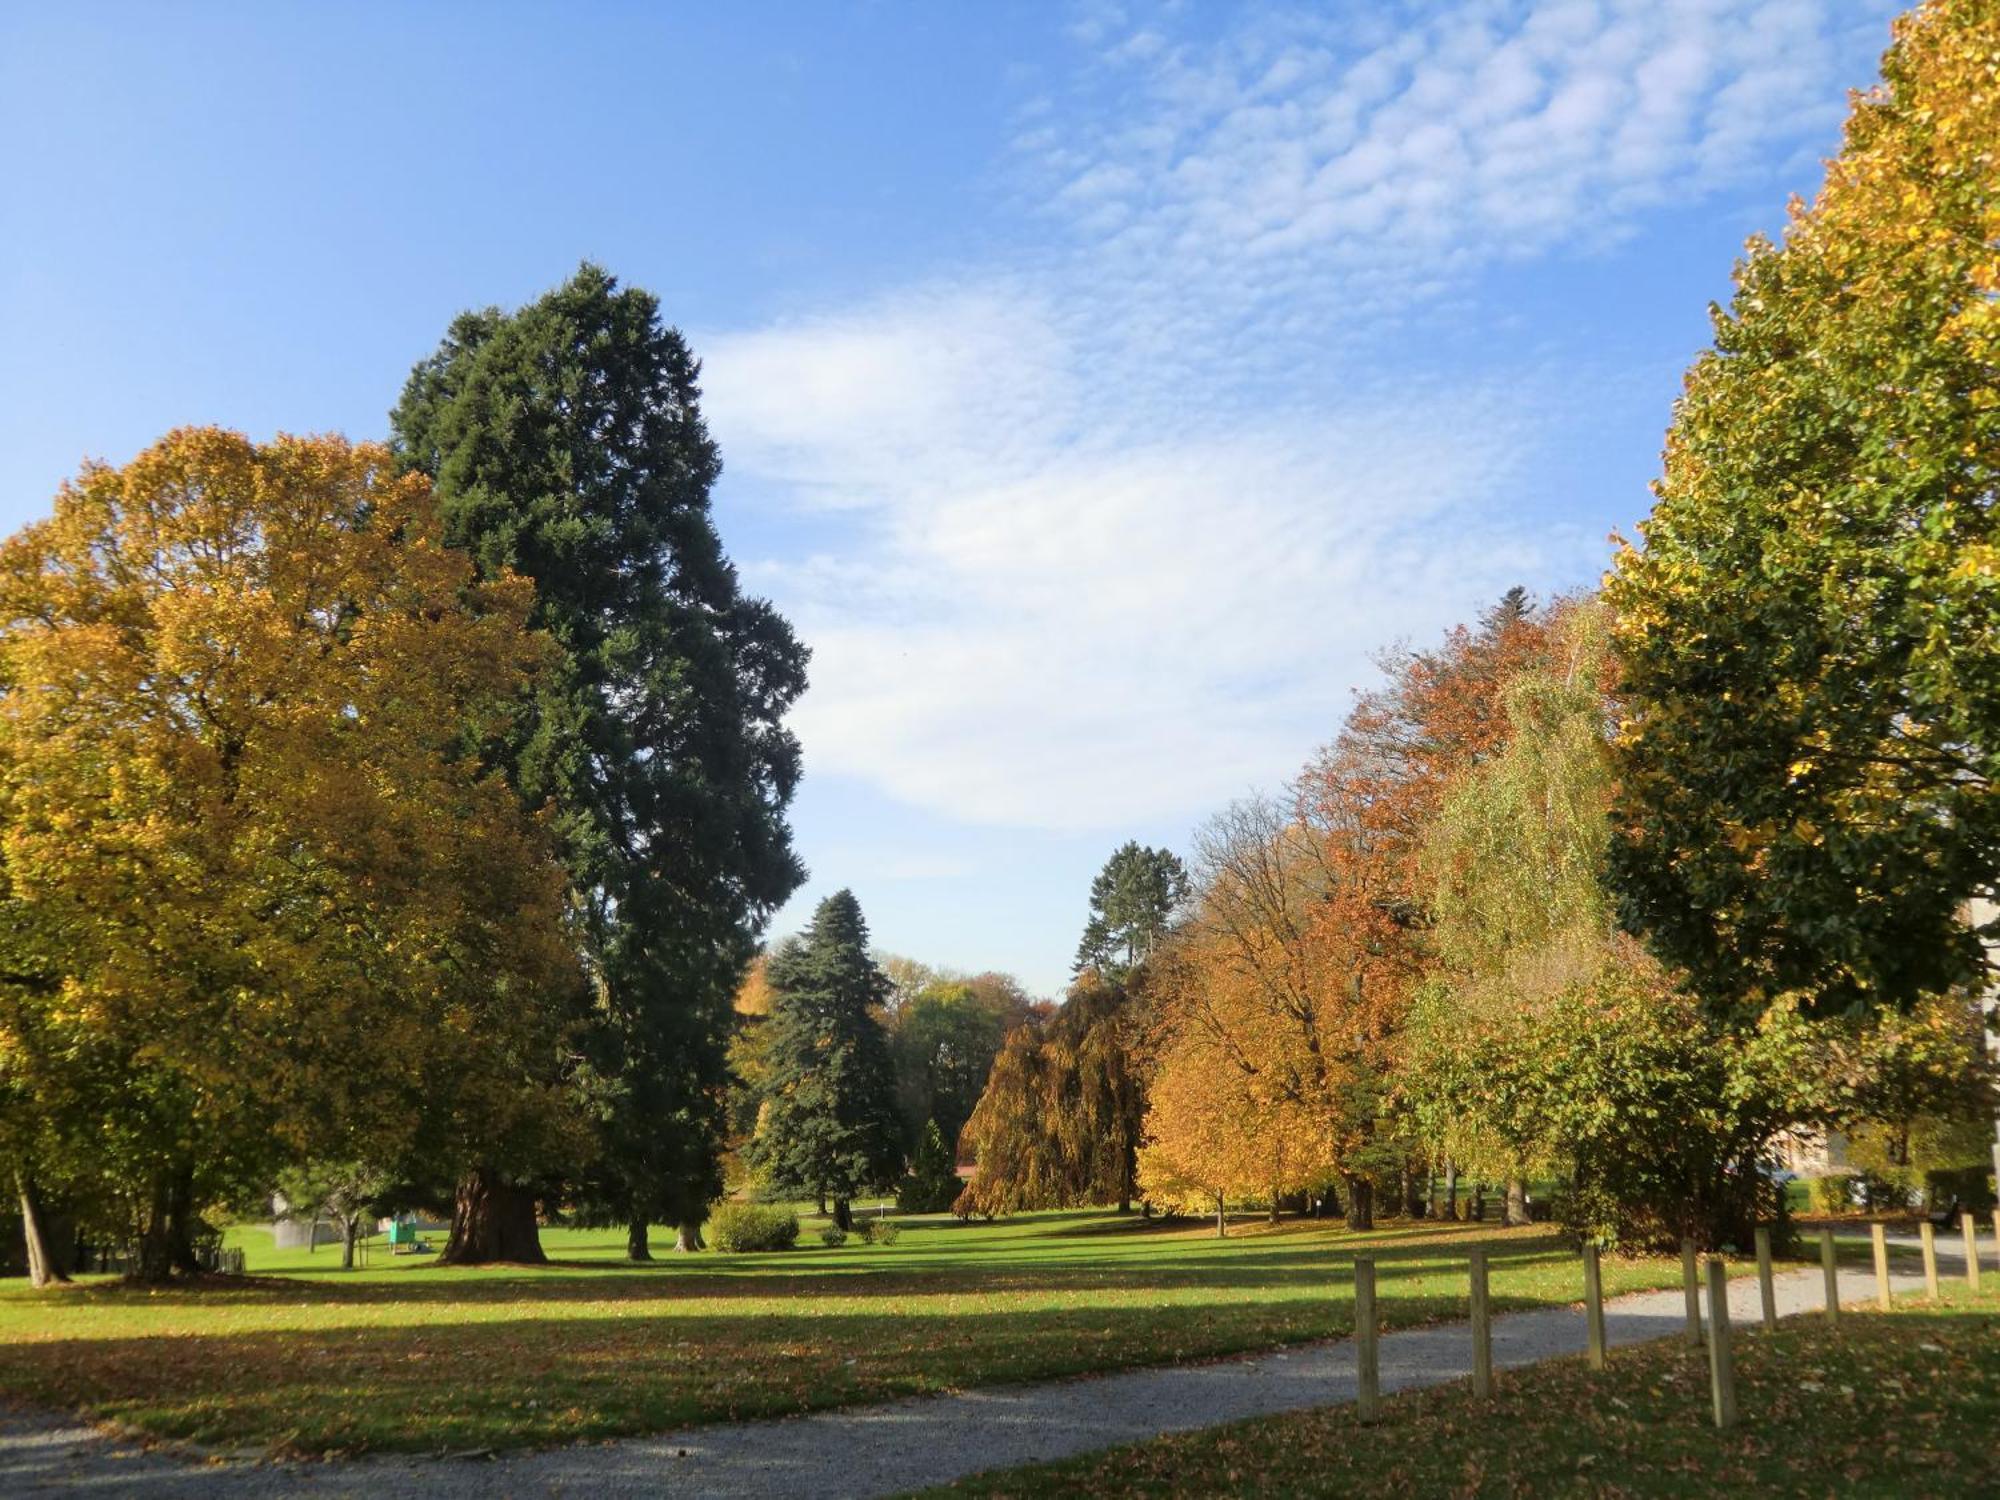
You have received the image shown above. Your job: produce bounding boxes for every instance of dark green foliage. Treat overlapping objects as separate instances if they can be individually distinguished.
[1073,843,1188,980]
[888,979,1021,1152]
[706,1202,799,1253]
[748,892,904,1229]
[897,1119,961,1213]
[390,264,809,1249]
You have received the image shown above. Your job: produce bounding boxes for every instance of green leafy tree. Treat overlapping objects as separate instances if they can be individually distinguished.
[392,264,809,1261]
[749,892,903,1231]
[897,1119,961,1213]
[886,974,1025,1152]
[1606,2,2000,1020]
[1073,843,1189,979]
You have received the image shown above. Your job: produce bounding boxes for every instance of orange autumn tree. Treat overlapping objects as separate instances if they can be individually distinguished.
[0,429,586,1281]
[1138,967,1332,1235]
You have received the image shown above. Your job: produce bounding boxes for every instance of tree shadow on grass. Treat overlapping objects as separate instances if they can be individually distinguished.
[0,1287,1494,1458]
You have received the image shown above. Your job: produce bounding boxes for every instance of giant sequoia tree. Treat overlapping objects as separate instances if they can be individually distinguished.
[392,265,809,1261]
[1607,1,2000,1021]
[748,892,902,1230]
[0,430,584,1280]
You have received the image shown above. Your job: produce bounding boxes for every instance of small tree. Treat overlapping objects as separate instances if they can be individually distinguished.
[748,892,903,1230]
[897,1120,961,1213]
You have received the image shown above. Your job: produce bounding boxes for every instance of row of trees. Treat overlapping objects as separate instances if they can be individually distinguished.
[5,266,812,1282]
[959,0,2000,1248]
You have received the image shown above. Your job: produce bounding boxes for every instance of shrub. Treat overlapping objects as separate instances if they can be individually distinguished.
[708,1203,799,1252]
[818,1225,847,1247]
[1808,1174,1855,1215]
[861,1218,901,1246]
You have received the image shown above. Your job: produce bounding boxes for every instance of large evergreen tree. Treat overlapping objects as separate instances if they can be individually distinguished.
[1073,843,1189,979]
[748,892,902,1231]
[391,264,809,1262]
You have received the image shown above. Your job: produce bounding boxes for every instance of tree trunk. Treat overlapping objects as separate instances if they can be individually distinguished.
[1215,1192,1227,1238]
[1344,1174,1374,1232]
[674,1220,704,1253]
[1268,1183,1281,1225]
[1504,1177,1530,1227]
[817,1192,827,1216]
[627,1219,652,1262]
[135,1165,200,1283]
[1402,1165,1425,1218]
[17,1172,70,1288]
[340,1216,360,1270]
[1444,1160,1459,1220]
[832,1198,853,1233]
[438,1168,546,1265]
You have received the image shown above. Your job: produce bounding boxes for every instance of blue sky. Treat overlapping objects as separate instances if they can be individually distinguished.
[1,1,1903,995]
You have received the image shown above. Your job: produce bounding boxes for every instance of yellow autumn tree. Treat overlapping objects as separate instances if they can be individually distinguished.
[1138,1002,1330,1237]
[0,429,586,1280]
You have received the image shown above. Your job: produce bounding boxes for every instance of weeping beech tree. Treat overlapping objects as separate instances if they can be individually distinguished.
[955,970,1148,1217]
[393,265,808,1263]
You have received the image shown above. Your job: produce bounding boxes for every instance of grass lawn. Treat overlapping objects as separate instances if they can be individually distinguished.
[3,1209,1780,1459]
[932,1280,2000,1498]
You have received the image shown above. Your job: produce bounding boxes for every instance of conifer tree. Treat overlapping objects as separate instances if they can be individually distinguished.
[392,265,808,1261]
[749,892,902,1231]
[1073,843,1188,979]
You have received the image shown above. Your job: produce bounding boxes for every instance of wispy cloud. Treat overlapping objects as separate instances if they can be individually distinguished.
[702,0,1894,834]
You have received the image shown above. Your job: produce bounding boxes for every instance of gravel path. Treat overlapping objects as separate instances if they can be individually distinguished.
[0,1231,1975,1498]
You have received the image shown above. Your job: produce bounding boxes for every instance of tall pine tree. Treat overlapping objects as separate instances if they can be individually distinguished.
[1073,843,1188,979]
[392,265,809,1262]
[749,892,902,1231]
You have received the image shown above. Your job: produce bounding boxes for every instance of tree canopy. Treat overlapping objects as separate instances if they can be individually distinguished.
[1607,0,2000,1021]
[0,430,584,1279]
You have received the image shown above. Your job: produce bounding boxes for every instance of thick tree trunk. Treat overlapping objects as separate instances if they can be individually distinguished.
[674,1220,704,1253]
[627,1219,652,1262]
[1344,1174,1374,1232]
[817,1192,827,1216]
[832,1198,853,1233]
[341,1216,360,1271]
[1503,1177,1530,1227]
[17,1173,70,1288]
[1444,1161,1459,1220]
[135,1165,200,1283]
[1215,1193,1227,1238]
[1268,1183,1281,1225]
[1402,1165,1425,1218]
[438,1168,546,1265]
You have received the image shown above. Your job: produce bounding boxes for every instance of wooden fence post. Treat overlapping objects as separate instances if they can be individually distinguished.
[1582,1243,1607,1370]
[1704,1257,1738,1430]
[1963,1212,1981,1292]
[1819,1227,1840,1323]
[1354,1256,1380,1423]
[1468,1247,1492,1399]
[1920,1221,1940,1300]
[1753,1226,1777,1331]
[1681,1238,1702,1346]
[1871,1221,1892,1311]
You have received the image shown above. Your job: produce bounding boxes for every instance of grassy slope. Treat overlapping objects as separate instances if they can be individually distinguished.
[933,1281,2000,1498]
[4,1210,1773,1458]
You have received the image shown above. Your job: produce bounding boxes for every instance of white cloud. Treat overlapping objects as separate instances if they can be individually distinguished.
[700,0,1893,833]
